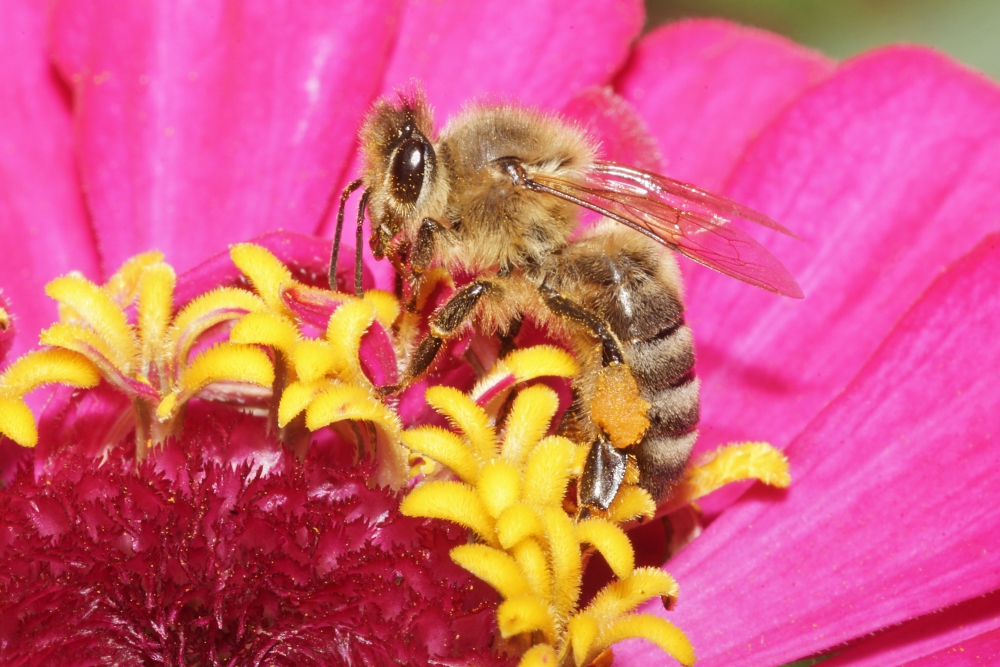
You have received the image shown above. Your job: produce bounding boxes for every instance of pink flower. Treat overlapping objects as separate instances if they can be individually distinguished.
[1,1,999,666]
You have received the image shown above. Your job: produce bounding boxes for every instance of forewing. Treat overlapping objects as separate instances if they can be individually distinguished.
[531,164,803,298]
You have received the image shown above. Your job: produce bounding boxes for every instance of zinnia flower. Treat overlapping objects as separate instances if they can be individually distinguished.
[2,1,999,666]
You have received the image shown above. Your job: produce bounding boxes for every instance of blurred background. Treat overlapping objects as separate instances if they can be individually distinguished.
[645,0,1000,80]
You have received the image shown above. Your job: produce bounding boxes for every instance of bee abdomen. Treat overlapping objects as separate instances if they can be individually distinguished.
[621,313,700,503]
[553,228,700,505]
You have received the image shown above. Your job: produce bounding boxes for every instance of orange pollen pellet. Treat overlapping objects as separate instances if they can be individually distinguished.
[589,364,650,448]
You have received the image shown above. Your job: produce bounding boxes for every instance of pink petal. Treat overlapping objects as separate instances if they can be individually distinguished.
[684,47,1000,468]
[379,0,644,122]
[615,19,833,190]
[618,233,1000,667]
[0,0,99,360]
[901,628,1000,666]
[822,590,1000,667]
[561,87,662,171]
[49,0,400,275]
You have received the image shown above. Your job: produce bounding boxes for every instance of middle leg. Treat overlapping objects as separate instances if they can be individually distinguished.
[380,278,502,395]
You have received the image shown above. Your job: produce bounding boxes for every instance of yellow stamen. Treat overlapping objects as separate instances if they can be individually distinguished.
[304,383,401,438]
[400,481,498,546]
[276,379,328,427]
[602,485,656,524]
[540,505,581,620]
[230,243,295,313]
[664,441,791,512]
[45,275,138,371]
[518,644,558,667]
[511,538,552,601]
[576,518,634,580]
[594,614,695,667]
[158,343,274,420]
[290,339,339,384]
[40,322,129,375]
[363,289,401,330]
[229,310,300,354]
[137,262,176,370]
[476,460,521,518]
[497,596,558,644]
[501,384,559,467]
[324,298,377,384]
[104,251,165,306]
[568,612,600,667]
[502,345,579,381]
[497,502,544,550]
[586,568,679,622]
[0,349,100,397]
[450,544,531,600]
[403,426,481,486]
[424,385,497,460]
[0,396,40,448]
[169,287,267,364]
[522,435,576,506]
[0,347,100,448]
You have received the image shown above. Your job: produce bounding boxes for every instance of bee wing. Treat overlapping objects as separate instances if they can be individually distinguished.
[531,162,804,298]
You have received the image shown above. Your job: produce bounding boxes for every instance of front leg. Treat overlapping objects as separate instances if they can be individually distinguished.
[381,278,500,395]
[405,218,439,312]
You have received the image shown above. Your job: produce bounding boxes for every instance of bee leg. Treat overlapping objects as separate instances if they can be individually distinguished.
[538,285,624,366]
[390,239,410,301]
[380,279,500,395]
[497,316,523,359]
[405,218,439,312]
[327,179,364,291]
[580,435,628,511]
[353,189,371,297]
[539,285,632,509]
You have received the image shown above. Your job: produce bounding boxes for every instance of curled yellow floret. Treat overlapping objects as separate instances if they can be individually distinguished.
[594,614,695,667]
[158,343,275,420]
[0,396,39,448]
[450,544,531,600]
[400,481,498,546]
[403,426,481,485]
[500,384,559,466]
[498,596,558,644]
[0,349,101,397]
[664,441,791,513]
[137,262,176,369]
[229,243,294,312]
[230,310,299,354]
[45,274,139,368]
[0,349,102,447]
[424,385,497,460]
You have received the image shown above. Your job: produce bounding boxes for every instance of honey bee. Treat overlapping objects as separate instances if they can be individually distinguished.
[329,88,802,512]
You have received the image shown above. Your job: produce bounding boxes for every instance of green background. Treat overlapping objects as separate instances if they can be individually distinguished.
[646,0,1000,81]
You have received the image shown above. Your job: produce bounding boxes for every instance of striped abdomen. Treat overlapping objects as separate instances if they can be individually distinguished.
[552,227,699,504]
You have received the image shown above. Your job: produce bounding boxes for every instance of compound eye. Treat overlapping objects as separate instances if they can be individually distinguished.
[390,137,427,206]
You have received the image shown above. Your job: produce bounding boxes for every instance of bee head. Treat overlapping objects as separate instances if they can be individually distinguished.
[361,88,439,220]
